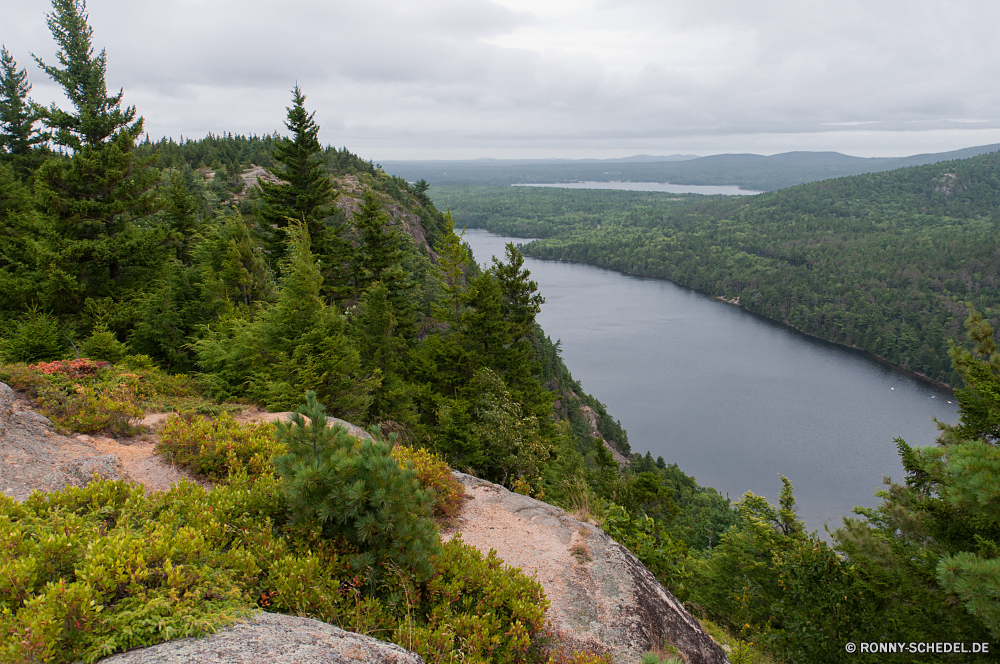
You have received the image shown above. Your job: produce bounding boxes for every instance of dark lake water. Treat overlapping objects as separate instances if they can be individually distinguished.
[512,182,764,195]
[463,228,959,534]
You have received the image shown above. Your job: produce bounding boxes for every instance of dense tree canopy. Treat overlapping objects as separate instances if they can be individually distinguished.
[437,157,1000,385]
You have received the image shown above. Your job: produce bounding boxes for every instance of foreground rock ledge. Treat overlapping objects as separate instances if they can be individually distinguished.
[447,472,729,664]
[98,612,424,664]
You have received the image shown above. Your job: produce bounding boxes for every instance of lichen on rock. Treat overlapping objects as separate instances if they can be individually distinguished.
[444,472,729,664]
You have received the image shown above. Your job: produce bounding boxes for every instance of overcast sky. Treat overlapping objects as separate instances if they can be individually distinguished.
[4,0,1000,160]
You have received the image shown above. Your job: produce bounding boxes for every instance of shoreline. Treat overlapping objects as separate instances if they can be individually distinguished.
[484,229,955,394]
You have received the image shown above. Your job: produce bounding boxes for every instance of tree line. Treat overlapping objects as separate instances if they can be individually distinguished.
[436,161,1000,385]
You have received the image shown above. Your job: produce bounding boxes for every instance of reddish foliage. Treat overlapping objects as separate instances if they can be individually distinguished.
[27,359,111,377]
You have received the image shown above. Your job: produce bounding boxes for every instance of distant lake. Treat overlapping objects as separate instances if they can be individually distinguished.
[463,228,958,535]
[512,181,764,195]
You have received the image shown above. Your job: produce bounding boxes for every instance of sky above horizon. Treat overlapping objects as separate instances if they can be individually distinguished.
[4,0,1000,161]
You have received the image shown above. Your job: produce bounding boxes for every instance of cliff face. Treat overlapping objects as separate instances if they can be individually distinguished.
[445,472,730,664]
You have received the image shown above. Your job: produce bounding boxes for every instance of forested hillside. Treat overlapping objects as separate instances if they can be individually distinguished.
[436,153,1000,385]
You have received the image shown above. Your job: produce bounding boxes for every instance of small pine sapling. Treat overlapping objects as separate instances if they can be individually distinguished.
[274,391,440,584]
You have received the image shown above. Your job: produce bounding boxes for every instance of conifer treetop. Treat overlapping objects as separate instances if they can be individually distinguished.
[33,0,137,150]
[0,46,47,156]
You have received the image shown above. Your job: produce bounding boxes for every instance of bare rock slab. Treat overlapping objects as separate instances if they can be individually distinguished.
[446,472,729,664]
[1,382,132,501]
[98,612,424,664]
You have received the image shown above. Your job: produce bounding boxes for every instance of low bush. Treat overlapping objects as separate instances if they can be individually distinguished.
[0,472,551,664]
[157,414,281,480]
[391,445,465,520]
[0,358,207,436]
[402,534,548,664]
[0,480,259,663]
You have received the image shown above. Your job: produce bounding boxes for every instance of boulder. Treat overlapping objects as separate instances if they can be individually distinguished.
[98,612,424,664]
[446,472,729,664]
[67,454,130,483]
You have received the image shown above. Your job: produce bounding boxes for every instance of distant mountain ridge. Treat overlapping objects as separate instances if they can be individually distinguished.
[382,143,1000,191]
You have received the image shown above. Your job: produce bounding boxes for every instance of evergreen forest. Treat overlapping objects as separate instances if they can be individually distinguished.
[4,2,1000,663]
[436,158,1000,386]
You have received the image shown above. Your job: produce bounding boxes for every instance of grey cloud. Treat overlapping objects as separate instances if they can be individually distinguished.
[3,0,1000,157]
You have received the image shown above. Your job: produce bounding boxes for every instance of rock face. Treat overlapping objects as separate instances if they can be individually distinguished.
[230,409,375,443]
[0,382,133,501]
[446,472,729,664]
[98,612,424,664]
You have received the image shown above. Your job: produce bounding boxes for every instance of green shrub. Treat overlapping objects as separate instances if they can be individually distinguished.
[603,504,689,594]
[401,535,549,664]
[0,358,207,435]
[391,445,465,520]
[0,464,552,664]
[157,414,282,480]
[80,324,129,364]
[274,391,440,583]
[0,307,64,363]
[0,480,258,664]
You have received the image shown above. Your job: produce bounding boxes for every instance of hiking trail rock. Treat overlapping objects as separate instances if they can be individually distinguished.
[444,472,729,664]
[98,612,424,664]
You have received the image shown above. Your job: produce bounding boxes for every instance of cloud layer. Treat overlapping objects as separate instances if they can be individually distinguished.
[4,0,1000,158]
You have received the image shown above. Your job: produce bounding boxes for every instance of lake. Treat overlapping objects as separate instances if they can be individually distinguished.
[512,182,764,195]
[463,228,958,534]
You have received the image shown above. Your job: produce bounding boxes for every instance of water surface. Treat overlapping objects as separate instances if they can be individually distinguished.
[513,181,763,195]
[464,228,957,533]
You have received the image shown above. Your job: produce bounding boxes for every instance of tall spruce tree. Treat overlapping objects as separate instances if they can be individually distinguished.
[0,46,47,166]
[353,191,401,290]
[31,0,162,316]
[431,210,469,333]
[352,190,416,338]
[256,85,346,288]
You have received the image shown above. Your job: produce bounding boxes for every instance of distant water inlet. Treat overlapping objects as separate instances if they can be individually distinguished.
[463,228,958,534]
[512,182,764,195]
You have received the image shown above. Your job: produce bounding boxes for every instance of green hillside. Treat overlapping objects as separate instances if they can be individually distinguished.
[435,152,1000,385]
[383,143,1000,191]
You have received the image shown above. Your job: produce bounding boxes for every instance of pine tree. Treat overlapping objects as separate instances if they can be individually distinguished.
[489,243,551,421]
[31,0,162,312]
[492,243,544,337]
[196,213,275,309]
[0,46,47,165]
[33,0,137,150]
[831,309,1000,644]
[431,210,470,333]
[256,85,345,284]
[274,391,439,583]
[354,191,401,290]
[352,190,416,338]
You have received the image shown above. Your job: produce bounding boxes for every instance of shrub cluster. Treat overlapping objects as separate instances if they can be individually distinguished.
[0,474,549,664]
[391,445,465,520]
[157,414,281,480]
[0,358,203,436]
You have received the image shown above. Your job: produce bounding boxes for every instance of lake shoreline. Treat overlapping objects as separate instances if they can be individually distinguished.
[710,296,954,393]
[494,231,955,394]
